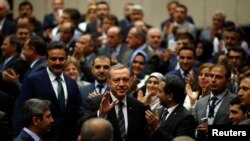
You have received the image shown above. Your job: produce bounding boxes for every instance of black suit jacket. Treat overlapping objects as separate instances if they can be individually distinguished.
[14,129,35,141]
[151,105,196,141]
[81,94,149,141]
[0,111,13,141]
[0,54,28,98]
[13,69,83,141]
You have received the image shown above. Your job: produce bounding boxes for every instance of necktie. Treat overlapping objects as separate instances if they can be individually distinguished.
[160,109,169,126]
[208,97,218,118]
[56,77,65,109]
[97,84,104,94]
[118,101,126,141]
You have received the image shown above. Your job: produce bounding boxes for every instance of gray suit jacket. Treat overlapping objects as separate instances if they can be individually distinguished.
[192,90,236,125]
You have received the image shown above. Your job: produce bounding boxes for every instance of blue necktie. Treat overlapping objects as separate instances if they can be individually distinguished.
[208,97,218,118]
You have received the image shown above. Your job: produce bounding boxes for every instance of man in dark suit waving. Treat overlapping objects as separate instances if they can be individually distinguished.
[80,63,149,141]
[13,41,83,141]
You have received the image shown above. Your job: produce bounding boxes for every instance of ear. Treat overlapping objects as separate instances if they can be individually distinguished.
[167,93,173,101]
[77,135,82,141]
[32,116,40,126]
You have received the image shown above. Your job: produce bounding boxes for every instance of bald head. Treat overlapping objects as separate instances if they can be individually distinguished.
[79,118,113,141]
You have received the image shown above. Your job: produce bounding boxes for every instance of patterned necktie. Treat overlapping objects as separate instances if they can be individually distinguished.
[208,97,218,118]
[118,101,126,141]
[160,109,169,126]
[56,77,65,109]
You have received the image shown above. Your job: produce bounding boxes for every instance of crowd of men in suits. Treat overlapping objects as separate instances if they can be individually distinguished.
[0,0,250,141]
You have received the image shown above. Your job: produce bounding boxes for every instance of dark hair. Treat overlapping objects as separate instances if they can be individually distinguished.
[46,41,67,58]
[21,99,51,127]
[15,24,30,34]
[105,14,119,26]
[7,35,23,53]
[91,55,111,66]
[227,46,246,61]
[19,1,33,11]
[97,1,110,10]
[178,46,196,58]
[224,26,245,40]
[164,75,185,103]
[63,8,80,25]
[28,36,46,56]
[230,97,248,114]
[212,63,232,80]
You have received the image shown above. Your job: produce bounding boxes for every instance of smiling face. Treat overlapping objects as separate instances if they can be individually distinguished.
[108,68,131,101]
[146,76,160,96]
[64,63,79,81]
[198,67,211,89]
[179,49,195,72]
[46,48,67,76]
[132,54,145,76]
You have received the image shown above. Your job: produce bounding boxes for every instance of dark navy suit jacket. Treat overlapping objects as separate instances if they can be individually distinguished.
[13,69,83,141]
[14,130,35,141]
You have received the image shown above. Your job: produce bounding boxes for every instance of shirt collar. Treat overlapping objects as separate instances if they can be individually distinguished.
[23,127,40,141]
[166,104,179,115]
[110,92,127,107]
[46,67,65,82]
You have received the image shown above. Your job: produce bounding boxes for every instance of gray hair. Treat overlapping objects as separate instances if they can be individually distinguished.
[21,98,51,127]
[172,136,195,141]
[0,0,10,11]
[80,118,113,141]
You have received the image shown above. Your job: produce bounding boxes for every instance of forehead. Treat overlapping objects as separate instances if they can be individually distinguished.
[17,28,29,32]
[240,77,250,86]
[210,66,226,74]
[179,50,194,56]
[80,35,91,41]
[228,50,242,56]
[93,57,110,65]
[48,48,66,56]
[110,68,130,77]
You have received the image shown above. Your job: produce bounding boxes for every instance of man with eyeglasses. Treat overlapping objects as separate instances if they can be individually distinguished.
[79,55,111,107]
[192,63,236,141]
[227,47,246,93]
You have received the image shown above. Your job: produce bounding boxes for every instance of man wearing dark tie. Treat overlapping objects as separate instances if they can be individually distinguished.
[79,55,111,106]
[80,63,149,141]
[13,41,83,141]
[14,99,54,141]
[145,75,196,141]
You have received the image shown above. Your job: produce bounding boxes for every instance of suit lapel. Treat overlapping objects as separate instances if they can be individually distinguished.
[3,54,19,70]
[126,96,136,136]
[43,71,63,111]
[199,96,209,120]
[213,91,231,124]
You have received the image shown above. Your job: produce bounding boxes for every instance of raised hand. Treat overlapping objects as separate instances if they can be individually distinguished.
[99,91,117,117]
[88,91,99,99]
[2,68,19,84]
[145,110,160,131]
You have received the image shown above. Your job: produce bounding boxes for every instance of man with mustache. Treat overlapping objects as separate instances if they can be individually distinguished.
[13,41,83,141]
[79,63,149,141]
